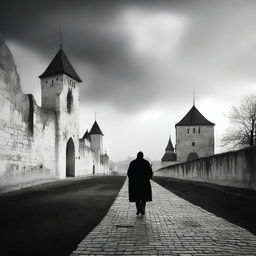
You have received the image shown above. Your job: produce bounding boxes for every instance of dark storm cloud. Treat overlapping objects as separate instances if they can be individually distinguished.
[1,0,256,113]
[1,0,174,111]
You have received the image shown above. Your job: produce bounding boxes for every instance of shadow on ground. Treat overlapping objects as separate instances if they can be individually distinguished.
[0,175,126,256]
[153,176,256,236]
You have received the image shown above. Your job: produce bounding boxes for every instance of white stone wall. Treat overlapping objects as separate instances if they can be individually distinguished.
[90,134,103,155]
[0,40,57,189]
[156,147,256,191]
[78,140,110,176]
[78,141,95,176]
[175,125,214,162]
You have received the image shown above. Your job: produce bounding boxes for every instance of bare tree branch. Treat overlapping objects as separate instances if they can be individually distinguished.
[221,93,256,149]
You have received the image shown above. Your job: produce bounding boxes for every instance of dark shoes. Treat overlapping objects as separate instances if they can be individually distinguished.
[136,209,145,215]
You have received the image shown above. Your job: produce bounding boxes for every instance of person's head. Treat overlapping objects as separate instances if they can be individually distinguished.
[137,151,144,159]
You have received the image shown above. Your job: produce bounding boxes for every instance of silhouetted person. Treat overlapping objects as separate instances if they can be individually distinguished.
[127,151,153,215]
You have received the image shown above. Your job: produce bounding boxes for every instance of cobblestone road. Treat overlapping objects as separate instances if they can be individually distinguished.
[71,180,256,255]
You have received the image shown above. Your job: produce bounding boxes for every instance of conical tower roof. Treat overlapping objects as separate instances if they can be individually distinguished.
[39,48,82,82]
[165,138,174,151]
[175,105,214,127]
[89,121,104,136]
[161,153,177,162]
[82,129,91,141]
[161,136,176,162]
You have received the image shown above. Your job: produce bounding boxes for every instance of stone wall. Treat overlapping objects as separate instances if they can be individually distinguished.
[156,147,256,190]
[99,154,110,174]
[78,141,95,176]
[78,139,110,176]
[0,39,57,190]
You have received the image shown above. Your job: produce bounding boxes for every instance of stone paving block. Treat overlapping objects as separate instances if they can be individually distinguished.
[71,180,256,255]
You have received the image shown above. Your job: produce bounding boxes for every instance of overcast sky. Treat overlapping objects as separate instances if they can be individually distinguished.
[1,0,256,161]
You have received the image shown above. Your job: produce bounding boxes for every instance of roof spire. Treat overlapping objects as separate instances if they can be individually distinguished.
[90,120,104,135]
[59,29,63,49]
[95,112,97,121]
[193,91,195,106]
[39,46,82,82]
[165,136,174,151]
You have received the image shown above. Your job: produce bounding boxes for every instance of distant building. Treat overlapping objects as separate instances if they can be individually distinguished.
[161,136,177,166]
[175,104,215,162]
[161,102,215,165]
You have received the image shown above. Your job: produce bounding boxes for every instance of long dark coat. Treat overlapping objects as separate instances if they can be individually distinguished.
[127,158,153,202]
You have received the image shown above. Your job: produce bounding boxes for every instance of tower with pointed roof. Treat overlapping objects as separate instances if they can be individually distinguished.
[175,103,215,162]
[161,135,177,166]
[39,46,82,178]
[89,120,104,155]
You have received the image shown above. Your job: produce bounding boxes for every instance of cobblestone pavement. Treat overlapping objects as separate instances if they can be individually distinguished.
[71,180,256,255]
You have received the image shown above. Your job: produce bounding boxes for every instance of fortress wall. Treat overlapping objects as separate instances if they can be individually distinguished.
[0,38,57,191]
[0,38,110,192]
[99,154,110,174]
[78,141,95,176]
[156,147,256,190]
[78,141,110,176]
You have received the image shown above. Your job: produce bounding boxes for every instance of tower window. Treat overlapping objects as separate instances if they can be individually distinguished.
[187,129,189,134]
[198,127,201,134]
[193,128,195,133]
[56,77,58,81]
[67,89,73,113]
[192,142,195,146]
[46,80,48,84]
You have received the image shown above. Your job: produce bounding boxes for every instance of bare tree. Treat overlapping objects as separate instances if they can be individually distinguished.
[222,93,256,150]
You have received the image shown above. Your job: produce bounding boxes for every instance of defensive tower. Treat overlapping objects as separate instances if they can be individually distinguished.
[39,47,82,178]
[175,104,215,162]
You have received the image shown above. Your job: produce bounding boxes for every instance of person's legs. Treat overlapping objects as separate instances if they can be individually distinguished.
[135,201,142,214]
[141,201,146,215]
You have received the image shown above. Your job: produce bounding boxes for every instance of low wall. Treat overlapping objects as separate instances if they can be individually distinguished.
[155,147,256,190]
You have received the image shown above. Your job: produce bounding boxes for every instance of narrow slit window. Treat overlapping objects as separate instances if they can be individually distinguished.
[67,89,73,113]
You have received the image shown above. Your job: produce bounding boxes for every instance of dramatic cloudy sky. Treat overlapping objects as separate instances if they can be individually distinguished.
[1,0,256,161]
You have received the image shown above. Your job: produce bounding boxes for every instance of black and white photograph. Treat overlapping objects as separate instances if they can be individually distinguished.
[0,0,256,255]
